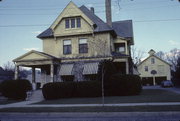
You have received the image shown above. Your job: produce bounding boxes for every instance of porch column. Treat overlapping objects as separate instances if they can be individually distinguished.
[126,61,129,74]
[50,64,54,82]
[14,65,19,80]
[32,67,36,90]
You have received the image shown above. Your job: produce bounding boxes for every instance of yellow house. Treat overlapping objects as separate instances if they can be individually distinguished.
[13,1,134,88]
[137,49,171,85]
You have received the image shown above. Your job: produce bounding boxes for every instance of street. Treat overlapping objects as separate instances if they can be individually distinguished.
[1,112,180,121]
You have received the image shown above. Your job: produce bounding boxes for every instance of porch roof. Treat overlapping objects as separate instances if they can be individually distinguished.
[13,50,60,66]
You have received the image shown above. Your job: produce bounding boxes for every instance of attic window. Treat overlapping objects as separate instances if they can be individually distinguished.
[151,58,155,64]
[71,18,75,28]
[65,18,81,29]
[65,19,70,28]
[77,18,81,28]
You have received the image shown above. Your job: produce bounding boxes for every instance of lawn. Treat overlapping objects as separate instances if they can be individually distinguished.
[35,89,180,104]
[0,100,19,105]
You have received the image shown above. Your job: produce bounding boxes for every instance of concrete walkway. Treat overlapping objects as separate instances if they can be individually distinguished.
[28,89,44,101]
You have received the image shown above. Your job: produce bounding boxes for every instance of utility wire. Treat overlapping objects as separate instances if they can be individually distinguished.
[0,19,180,28]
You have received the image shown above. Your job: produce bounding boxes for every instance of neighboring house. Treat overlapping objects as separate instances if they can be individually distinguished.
[13,0,134,87]
[137,49,171,85]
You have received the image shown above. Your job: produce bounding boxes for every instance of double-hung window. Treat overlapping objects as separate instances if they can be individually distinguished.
[79,38,88,53]
[145,66,148,72]
[63,40,71,54]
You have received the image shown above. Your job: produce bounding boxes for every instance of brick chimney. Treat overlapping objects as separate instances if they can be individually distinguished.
[105,0,112,27]
[90,7,95,14]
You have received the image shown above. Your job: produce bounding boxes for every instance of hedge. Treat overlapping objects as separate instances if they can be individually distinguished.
[0,79,32,100]
[42,82,76,100]
[42,81,101,100]
[105,74,142,96]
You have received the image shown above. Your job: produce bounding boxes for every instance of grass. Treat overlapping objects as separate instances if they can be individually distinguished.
[35,89,180,104]
[0,100,19,105]
[1,105,180,112]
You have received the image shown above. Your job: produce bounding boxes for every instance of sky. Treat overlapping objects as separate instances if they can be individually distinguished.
[0,0,180,67]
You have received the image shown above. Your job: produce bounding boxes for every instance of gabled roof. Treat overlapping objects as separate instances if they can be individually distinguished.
[79,5,113,33]
[112,20,133,38]
[13,50,58,62]
[37,3,133,40]
[137,54,171,67]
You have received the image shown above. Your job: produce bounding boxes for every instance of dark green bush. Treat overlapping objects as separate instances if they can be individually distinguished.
[1,79,32,100]
[75,81,101,97]
[42,82,75,100]
[42,81,101,100]
[105,74,142,96]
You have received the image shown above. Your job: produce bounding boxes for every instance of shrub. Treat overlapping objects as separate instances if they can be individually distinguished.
[42,81,101,100]
[1,79,32,100]
[105,74,142,96]
[75,81,101,97]
[42,82,76,100]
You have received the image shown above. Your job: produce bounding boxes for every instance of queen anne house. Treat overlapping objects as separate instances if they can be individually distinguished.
[13,0,134,88]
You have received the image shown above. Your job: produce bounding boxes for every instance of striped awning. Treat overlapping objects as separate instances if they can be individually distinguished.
[83,62,99,75]
[59,64,74,76]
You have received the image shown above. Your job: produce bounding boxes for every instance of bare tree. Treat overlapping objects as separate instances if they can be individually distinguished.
[131,46,145,65]
[89,38,110,106]
[156,48,180,71]
[166,48,180,71]
[3,61,15,71]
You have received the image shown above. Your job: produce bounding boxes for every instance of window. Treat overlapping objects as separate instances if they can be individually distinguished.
[76,18,81,28]
[151,58,155,64]
[71,18,75,28]
[63,40,71,54]
[79,38,88,53]
[65,18,81,29]
[115,43,125,53]
[145,66,148,72]
[65,19,70,28]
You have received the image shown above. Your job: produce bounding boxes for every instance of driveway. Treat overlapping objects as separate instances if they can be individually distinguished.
[143,85,180,94]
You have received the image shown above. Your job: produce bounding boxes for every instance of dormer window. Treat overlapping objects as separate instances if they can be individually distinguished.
[65,19,70,28]
[65,17,81,29]
[71,18,75,28]
[77,18,81,28]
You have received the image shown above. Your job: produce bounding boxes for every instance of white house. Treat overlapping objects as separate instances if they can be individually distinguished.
[137,49,171,85]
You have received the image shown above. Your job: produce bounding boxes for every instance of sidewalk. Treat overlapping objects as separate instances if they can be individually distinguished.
[1,101,180,109]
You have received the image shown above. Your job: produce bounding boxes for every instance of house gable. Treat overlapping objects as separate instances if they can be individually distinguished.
[13,50,56,62]
[138,55,170,67]
[137,54,171,80]
[50,1,94,36]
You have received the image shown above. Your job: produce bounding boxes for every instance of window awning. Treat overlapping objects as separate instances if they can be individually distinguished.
[59,64,74,76]
[83,62,99,75]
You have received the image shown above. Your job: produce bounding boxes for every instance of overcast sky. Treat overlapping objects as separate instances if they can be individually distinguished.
[0,0,180,66]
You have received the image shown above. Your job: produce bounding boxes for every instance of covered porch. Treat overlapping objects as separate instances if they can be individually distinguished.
[13,50,60,90]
